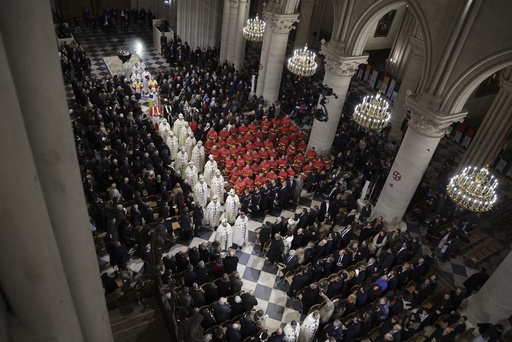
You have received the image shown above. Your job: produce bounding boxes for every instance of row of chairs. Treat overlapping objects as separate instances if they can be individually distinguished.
[467,239,503,265]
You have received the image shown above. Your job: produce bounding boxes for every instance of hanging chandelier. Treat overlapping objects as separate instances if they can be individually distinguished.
[243,15,266,42]
[353,92,391,130]
[287,45,317,77]
[287,1,317,77]
[243,0,265,42]
[446,166,498,212]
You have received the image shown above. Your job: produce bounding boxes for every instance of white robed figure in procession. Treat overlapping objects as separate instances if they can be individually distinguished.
[205,195,222,228]
[298,311,320,342]
[174,147,188,176]
[210,169,225,204]
[184,161,199,188]
[173,113,186,136]
[283,320,301,342]
[224,189,240,224]
[159,118,171,139]
[232,212,249,249]
[203,154,218,186]
[216,219,233,250]
[191,140,206,173]
[185,133,196,161]
[179,122,191,148]
[194,175,209,208]
[166,131,179,160]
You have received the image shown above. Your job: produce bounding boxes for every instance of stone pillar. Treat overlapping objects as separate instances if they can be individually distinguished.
[389,36,424,140]
[464,251,512,324]
[458,76,512,169]
[234,0,249,70]
[293,0,314,50]
[386,10,418,79]
[307,40,368,156]
[261,13,299,103]
[220,0,231,61]
[226,0,240,63]
[256,9,273,98]
[0,0,113,341]
[373,96,467,228]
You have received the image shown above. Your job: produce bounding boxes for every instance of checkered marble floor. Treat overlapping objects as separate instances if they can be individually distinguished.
[71,27,512,331]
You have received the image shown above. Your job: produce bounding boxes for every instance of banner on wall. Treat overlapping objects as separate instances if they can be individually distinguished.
[386,79,396,98]
[363,64,372,83]
[380,75,390,94]
[369,70,379,88]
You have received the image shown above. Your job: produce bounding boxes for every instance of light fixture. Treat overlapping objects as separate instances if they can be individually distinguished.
[353,92,391,130]
[446,166,498,212]
[243,0,265,42]
[287,0,317,77]
[287,45,317,77]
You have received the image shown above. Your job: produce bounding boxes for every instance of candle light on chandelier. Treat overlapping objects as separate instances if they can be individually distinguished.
[286,0,317,77]
[243,0,266,42]
[353,92,391,130]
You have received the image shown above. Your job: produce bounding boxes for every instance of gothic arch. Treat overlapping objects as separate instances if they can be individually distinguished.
[344,0,432,91]
[441,49,512,113]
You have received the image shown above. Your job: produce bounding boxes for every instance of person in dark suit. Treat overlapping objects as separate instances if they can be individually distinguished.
[334,249,351,271]
[226,323,242,342]
[296,208,309,229]
[183,264,198,287]
[410,258,426,281]
[330,194,343,226]
[343,315,362,340]
[193,202,204,237]
[340,225,354,249]
[301,283,320,314]
[241,290,258,311]
[278,183,289,209]
[239,314,257,339]
[267,234,284,263]
[429,327,455,342]
[268,328,285,342]
[366,257,378,279]
[280,249,298,278]
[327,274,345,298]
[288,269,309,298]
[378,249,395,273]
[211,297,232,322]
[229,271,244,294]
[386,270,398,294]
[229,295,245,318]
[223,249,239,274]
[394,242,409,266]
[463,267,489,297]
[318,198,330,222]
[217,273,232,298]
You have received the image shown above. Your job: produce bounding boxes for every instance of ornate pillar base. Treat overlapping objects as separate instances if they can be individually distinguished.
[374,95,467,227]
[308,40,368,156]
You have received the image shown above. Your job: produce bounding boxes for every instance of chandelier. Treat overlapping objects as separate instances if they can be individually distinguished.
[353,92,391,130]
[242,15,266,42]
[287,45,317,77]
[446,166,498,212]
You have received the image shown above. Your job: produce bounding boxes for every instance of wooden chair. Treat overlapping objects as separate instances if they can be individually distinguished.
[308,303,321,315]
[285,271,295,285]
[368,326,381,341]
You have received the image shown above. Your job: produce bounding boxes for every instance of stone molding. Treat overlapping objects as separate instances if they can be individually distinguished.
[269,14,299,34]
[320,40,368,77]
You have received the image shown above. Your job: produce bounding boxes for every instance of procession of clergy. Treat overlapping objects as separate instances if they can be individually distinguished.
[150,91,333,249]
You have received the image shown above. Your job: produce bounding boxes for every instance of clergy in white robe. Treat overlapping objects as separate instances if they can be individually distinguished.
[232,212,249,248]
[159,118,171,139]
[210,170,225,204]
[298,312,320,342]
[166,131,179,160]
[172,113,186,136]
[203,155,218,186]
[194,175,209,208]
[174,147,188,176]
[179,123,191,148]
[216,219,233,250]
[184,162,199,189]
[283,320,300,342]
[185,133,196,161]
[205,196,222,228]
[224,189,240,224]
[191,141,206,173]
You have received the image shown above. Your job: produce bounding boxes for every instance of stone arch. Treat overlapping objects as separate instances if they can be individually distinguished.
[441,49,512,113]
[344,0,432,91]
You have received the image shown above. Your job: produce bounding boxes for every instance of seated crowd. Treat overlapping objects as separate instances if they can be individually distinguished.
[68,38,498,342]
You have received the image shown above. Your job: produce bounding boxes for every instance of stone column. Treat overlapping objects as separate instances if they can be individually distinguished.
[293,0,314,50]
[307,40,368,156]
[389,36,425,140]
[0,0,113,341]
[458,76,512,169]
[220,0,231,61]
[373,96,467,228]
[464,251,512,324]
[226,0,240,63]
[261,13,299,103]
[255,9,273,98]
[234,0,249,70]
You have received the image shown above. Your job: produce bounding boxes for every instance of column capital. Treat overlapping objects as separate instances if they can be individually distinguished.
[409,36,425,60]
[406,96,467,138]
[320,40,368,77]
[229,0,240,8]
[269,13,299,34]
